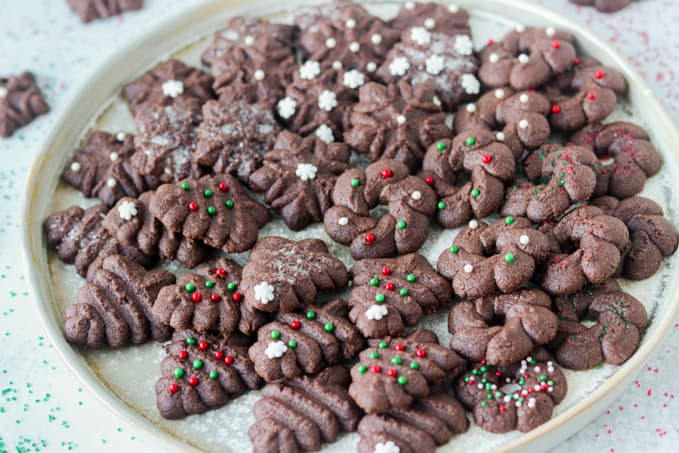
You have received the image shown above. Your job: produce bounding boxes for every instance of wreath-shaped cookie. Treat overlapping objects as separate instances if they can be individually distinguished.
[550,279,648,369]
[448,289,558,366]
[324,159,437,259]
[455,353,567,433]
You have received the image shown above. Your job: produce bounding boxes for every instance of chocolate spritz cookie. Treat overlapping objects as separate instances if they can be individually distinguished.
[570,121,661,199]
[153,257,268,337]
[201,17,297,103]
[155,329,261,419]
[448,289,558,366]
[64,254,175,348]
[240,237,349,314]
[349,330,464,414]
[390,2,471,36]
[324,159,437,259]
[103,193,210,268]
[192,99,280,183]
[295,0,400,74]
[149,174,270,254]
[569,0,632,13]
[62,131,160,207]
[540,204,630,295]
[357,392,469,453]
[455,354,567,433]
[131,96,203,183]
[592,196,678,280]
[550,279,648,369]
[249,131,351,230]
[377,3,479,111]
[67,0,143,22]
[123,59,213,116]
[437,218,552,299]
[249,366,361,453]
[478,26,576,90]
[344,81,449,170]
[248,300,364,382]
[0,72,49,138]
[348,253,452,338]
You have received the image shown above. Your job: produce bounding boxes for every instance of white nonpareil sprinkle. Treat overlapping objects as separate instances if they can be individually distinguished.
[389,57,410,77]
[371,33,383,45]
[496,131,506,141]
[349,41,360,53]
[161,79,184,98]
[264,341,287,359]
[345,18,356,29]
[315,124,334,144]
[520,234,530,245]
[343,70,365,89]
[254,70,266,81]
[299,61,321,80]
[106,178,117,188]
[527,397,536,408]
[244,35,255,46]
[325,37,336,48]
[477,383,484,389]
[295,163,318,181]
[516,24,526,33]
[489,53,499,63]
[396,114,406,125]
[366,61,377,72]
[424,18,436,29]
[466,103,477,113]
[518,53,530,64]
[411,190,422,200]
[469,219,479,229]
[548,366,555,373]
[365,304,388,321]
[425,54,445,75]
[546,27,556,37]
[454,34,474,55]
[318,90,338,111]
[254,281,275,304]
[109,152,119,162]
[520,93,530,103]
[0,86,7,98]
[519,119,529,129]
[116,132,127,142]
[277,96,297,119]
[495,88,506,99]
[463,264,474,273]
[332,61,343,70]
[405,1,415,10]
[410,27,431,46]
[504,395,512,403]
[338,217,349,226]
[448,4,459,12]
[70,162,81,172]
[534,366,541,372]
[461,74,480,95]
[373,440,400,453]
[117,201,138,221]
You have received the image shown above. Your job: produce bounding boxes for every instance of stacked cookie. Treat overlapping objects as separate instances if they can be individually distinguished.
[44,1,677,450]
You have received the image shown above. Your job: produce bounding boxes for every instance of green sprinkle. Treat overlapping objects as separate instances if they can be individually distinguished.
[193,359,203,370]
[209,370,218,380]
[358,365,368,374]
[378,341,388,349]
[406,273,416,283]
[471,188,480,198]
[504,253,515,264]
[306,311,316,320]
[466,136,476,146]
[481,401,488,407]
[437,201,447,210]
[495,391,503,398]
[203,189,213,198]
[399,288,409,297]
[324,323,334,333]
[227,282,237,291]
[185,283,196,293]
[540,374,547,382]
[519,397,525,403]
[370,351,380,359]
[486,393,493,400]
[224,199,234,209]
[186,337,197,346]
[547,380,554,386]
[181,182,190,191]
[450,245,459,254]
[174,368,185,378]
[391,357,403,365]
[205,280,215,289]
[396,220,407,229]
[375,293,385,303]
[206,206,217,216]
[397,376,408,385]
[436,141,446,151]
[369,277,379,287]
[270,330,281,340]
[351,178,360,188]
[505,216,515,225]
[410,362,419,370]
[288,340,297,349]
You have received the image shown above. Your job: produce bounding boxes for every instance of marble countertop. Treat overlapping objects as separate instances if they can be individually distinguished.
[1,0,678,451]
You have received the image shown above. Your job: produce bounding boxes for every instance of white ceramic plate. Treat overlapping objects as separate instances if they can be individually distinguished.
[21,1,679,452]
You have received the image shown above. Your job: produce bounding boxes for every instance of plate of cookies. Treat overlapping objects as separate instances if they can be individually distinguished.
[22,0,679,452]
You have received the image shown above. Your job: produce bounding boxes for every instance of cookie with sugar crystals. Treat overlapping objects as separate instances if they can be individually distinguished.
[155,329,261,419]
[0,72,49,138]
[67,0,143,22]
[568,0,632,13]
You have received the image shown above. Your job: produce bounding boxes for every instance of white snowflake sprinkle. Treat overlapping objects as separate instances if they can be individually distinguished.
[338,217,349,226]
[345,18,356,29]
[411,191,422,200]
[389,56,410,77]
[349,41,360,53]
[254,70,266,81]
[109,152,119,162]
[519,93,530,103]
[496,131,506,141]
[343,70,365,89]
[366,61,377,72]
[424,18,436,29]
[527,397,536,408]
[161,80,184,98]
[410,27,431,46]
[454,35,474,55]
[295,163,318,181]
[299,61,321,80]
[466,103,477,113]
[489,53,499,63]
[365,304,389,321]
[495,88,506,99]
[461,74,480,95]
[70,162,81,172]
[425,54,445,75]
[518,53,530,64]
[277,97,297,119]
[244,35,255,46]
[463,264,474,273]
[254,281,275,304]
[432,95,441,106]
[106,178,117,188]
[469,219,479,229]
[265,341,287,359]
[116,132,127,142]
[519,119,529,129]
[396,114,406,125]
[318,90,338,111]
[117,201,138,221]
[373,440,400,453]
[371,33,382,45]
[315,124,334,144]
[326,38,336,48]
[520,234,530,245]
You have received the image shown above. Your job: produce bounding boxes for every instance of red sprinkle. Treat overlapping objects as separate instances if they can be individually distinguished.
[481,359,487,365]
[188,377,199,387]
[595,70,605,79]
[394,343,405,351]
[384,282,395,291]
[215,268,226,278]
[191,292,202,303]
[224,355,234,365]
[573,57,581,66]
[551,105,561,114]
[382,266,391,276]
[371,365,382,374]
[424,175,435,185]
[387,369,397,378]
[290,320,301,330]
[481,154,492,164]
[487,38,495,45]
[587,91,597,101]
[198,340,208,351]
[210,293,220,302]
[188,201,199,212]
[416,348,427,358]
[381,168,393,179]
[169,383,179,394]
[364,233,376,245]
[218,182,229,192]
[214,350,224,360]
[232,292,242,302]
[499,405,507,413]
[178,350,188,360]
[551,40,561,49]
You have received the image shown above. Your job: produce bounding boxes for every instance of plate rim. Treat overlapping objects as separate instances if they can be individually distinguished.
[20,1,679,452]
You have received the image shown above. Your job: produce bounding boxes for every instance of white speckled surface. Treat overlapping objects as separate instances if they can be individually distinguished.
[2,0,679,452]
